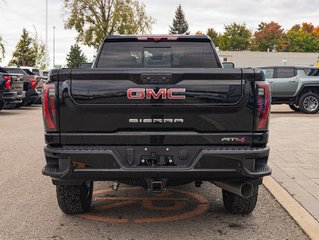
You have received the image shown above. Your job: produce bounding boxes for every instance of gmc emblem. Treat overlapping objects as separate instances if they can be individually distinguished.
[127,88,186,100]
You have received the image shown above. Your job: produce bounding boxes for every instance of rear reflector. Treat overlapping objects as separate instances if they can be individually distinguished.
[256,82,271,130]
[42,83,56,130]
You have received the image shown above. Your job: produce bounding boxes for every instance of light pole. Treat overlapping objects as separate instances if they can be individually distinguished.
[53,26,56,68]
[45,0,49,68]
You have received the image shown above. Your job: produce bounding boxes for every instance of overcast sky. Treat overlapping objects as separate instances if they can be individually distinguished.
[1,0,319,68]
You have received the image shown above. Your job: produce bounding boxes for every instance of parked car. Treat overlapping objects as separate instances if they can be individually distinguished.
[42,35,271,215]
[3,67,40,106]
[0,68,25,110]
[222,62,235,69]
[39,70,49,80]
[258,66,319,114]
[79,62,93,69]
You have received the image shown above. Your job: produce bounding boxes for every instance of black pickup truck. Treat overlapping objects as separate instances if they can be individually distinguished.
[42,35,271,215]
[0,69,25,110]
[3,68,40,107]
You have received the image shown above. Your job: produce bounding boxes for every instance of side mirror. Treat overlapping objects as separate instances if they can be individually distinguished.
[222,62,235,69]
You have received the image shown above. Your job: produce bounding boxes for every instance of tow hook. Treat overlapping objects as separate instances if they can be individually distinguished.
[145,179,168,193]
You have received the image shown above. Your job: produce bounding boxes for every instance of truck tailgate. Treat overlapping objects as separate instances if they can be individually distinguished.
[11,74,24,92]
[59,68,256,145]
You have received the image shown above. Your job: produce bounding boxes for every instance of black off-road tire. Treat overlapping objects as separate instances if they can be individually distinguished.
[0,101,4,111]
[298,92,319,114]
[56,182,93,214]
[15,102,24,108]
[222,185,259,214]
[4,103,18,109]
[289,104,300,112]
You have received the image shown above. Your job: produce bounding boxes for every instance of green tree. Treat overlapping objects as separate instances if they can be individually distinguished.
[9,28,47,68]
[284,28,319,52]
[33,39,47,69]
[0,1,6,62]
[219,23,252,51]
[169,4,190,35]
[0,35,5,62]
[64,0,155,49]
[206,28,220,47]
[252,22,284,52]
[32,28,48,69]
[66,44,88,68]
[9,29,35,66]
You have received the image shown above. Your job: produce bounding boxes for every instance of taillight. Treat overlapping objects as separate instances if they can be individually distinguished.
[256,82,271,130]
[42,83,57,130]
[31,81,37,89]
[26,77,37,89]
[4,75,11,89]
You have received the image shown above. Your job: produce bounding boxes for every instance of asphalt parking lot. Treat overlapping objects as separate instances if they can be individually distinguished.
[0,106,309,240]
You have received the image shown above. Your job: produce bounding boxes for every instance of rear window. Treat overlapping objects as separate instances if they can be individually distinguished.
[4,68,28,76]
[261,68,274,79]
[32,69,40,75]
[303,68,319,76]
[97,41,219,68]
[42,71,49,77]
[23,69,35,75]
[276,68,296,78]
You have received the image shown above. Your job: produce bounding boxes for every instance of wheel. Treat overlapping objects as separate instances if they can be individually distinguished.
[222,185,259,214]
[15,102,24,108]
[289,104,300,112]
[24,101,33,106]
[56,182,93,214]
[0,101,4,111]
[3,103,16,109]
[298,92,319,114]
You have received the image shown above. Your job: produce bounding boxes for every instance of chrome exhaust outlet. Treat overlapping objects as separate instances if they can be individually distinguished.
[213,181,254,198]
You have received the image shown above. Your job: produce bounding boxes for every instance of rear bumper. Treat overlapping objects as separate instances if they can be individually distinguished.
[43,145,271,184]
[1,91,25,103]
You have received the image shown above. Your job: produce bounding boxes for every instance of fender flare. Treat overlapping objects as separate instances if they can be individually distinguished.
[295,84,319,100]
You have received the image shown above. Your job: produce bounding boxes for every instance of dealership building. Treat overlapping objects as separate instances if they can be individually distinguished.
[218,51,319,68]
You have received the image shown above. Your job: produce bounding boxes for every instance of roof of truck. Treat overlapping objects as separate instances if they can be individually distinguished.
[104,35,211,42]
[257,66,319,69]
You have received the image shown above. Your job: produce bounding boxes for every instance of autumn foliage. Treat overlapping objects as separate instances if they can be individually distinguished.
[205,22,319,52]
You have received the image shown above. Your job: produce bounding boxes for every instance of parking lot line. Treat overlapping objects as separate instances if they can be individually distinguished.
[263,176,319,240]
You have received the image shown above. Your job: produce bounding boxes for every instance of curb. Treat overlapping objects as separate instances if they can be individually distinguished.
[263,176,319,240]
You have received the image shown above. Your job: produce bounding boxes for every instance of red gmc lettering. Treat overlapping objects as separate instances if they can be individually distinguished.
[127,88,145,99]
[127,88,186,100]
[168,88,186,100]
[146,89,167,99]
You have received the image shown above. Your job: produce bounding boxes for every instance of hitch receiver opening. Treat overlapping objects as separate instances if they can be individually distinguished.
[146,179,167,193]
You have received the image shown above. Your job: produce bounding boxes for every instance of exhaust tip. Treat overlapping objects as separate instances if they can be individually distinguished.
[241,183,254,198]
[213,181,255,199]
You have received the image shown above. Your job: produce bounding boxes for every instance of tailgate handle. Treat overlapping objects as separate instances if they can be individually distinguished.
[141,74,172,84]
